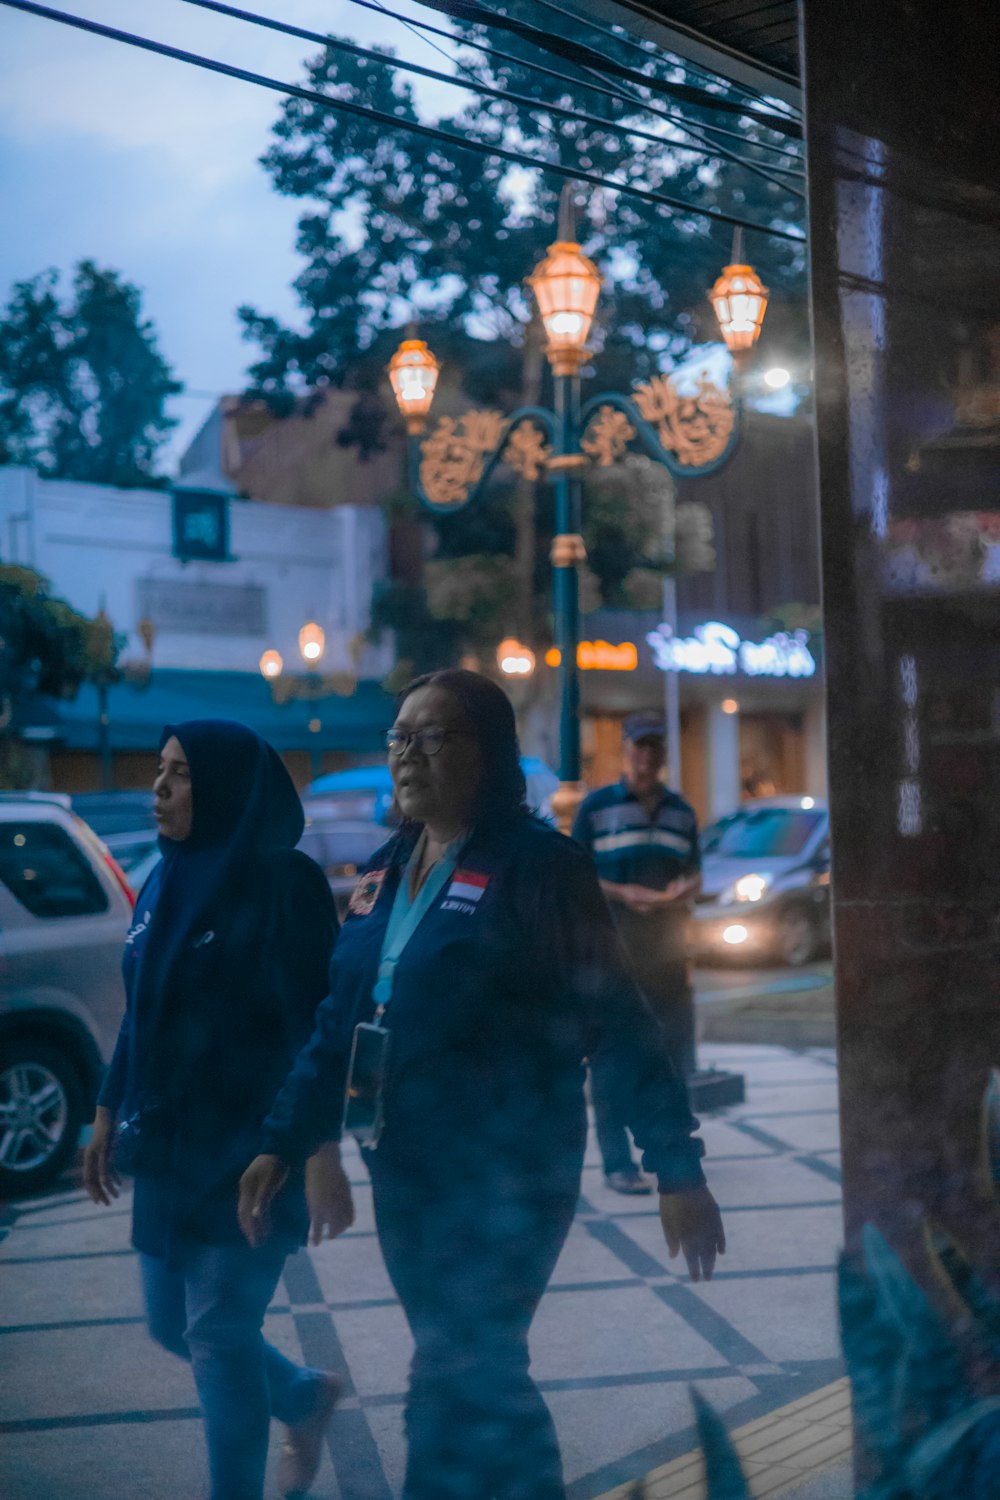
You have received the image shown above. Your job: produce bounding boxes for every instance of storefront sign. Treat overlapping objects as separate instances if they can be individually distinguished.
[545,641,638,671]
[646,620,817,678]
[136,578,267,636]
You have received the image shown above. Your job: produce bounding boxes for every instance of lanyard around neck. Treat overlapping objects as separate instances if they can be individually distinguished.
[372,834,464,1017]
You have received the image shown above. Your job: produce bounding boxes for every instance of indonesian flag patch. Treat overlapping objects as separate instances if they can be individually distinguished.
[447,870,490,903]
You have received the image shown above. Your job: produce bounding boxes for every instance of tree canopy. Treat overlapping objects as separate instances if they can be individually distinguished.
[240,9,807,420]
[0,260,181,488]
[0,565,121,785]
[242,11,808,679]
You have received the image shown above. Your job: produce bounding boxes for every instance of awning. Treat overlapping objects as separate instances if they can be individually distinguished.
[46,670,395,755]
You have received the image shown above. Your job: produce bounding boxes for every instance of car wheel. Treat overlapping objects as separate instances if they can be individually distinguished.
[0,1040,85,1197]
[776,906,817,967]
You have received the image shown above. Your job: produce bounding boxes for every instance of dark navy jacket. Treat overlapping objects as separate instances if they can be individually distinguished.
[100,848,337,1261]
[261,817,705,1197]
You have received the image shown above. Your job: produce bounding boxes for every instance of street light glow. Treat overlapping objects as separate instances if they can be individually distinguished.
[298,622,325,664]
[497,638,535,676]
[527,240,602,375]
[259,649,283,680]
[709,261,769,353]
[388,338,441,433]
[763,367,791,390]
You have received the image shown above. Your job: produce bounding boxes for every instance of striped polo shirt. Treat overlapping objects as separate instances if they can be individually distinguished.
[572,781,700,960]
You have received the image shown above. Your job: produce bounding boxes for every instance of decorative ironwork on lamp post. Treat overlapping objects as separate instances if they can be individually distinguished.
[390,194,765,827]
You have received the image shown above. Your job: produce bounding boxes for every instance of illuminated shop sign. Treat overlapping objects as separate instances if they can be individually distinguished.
[646,620,817,678]
[545,641,638,671]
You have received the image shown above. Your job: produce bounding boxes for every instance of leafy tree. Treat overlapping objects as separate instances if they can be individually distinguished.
[241,16,806,407]
[245,15,806,672]
[0,566,122,786]
[0,260,181,487]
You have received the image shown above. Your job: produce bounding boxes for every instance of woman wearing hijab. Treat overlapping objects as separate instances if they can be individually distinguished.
[82,720,344,1500]
[239,671,724,1500]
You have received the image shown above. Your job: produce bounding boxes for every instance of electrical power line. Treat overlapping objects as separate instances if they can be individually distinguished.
[522,0,800,120]
[337,0,806,168]
[2,0,805,243]
[174,0,805,196]
[405,0,802,138]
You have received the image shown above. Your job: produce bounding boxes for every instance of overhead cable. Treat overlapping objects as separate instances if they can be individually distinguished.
[337,0,805,167]
[406,0,802,138]
[2,0,805,243]
[175,0,804,196]
[518,0,800,120]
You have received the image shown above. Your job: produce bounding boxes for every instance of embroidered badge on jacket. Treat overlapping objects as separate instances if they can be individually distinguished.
[349,868,387,917]
[440,869,490,915]
[448,870,489,903]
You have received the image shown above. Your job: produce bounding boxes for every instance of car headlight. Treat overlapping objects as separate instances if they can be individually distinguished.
[721,872,773,904]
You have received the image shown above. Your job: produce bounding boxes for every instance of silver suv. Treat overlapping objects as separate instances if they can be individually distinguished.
[0,794,134,1195]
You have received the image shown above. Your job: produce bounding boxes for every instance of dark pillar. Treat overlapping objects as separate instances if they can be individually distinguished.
[801,1,1000,1277]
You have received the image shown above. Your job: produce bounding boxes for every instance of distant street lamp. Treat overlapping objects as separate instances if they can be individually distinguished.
[260,628,329,777]
[497,639,536,677]
[298,621,325,665]
[259,649,283,681]
[391,188,759,828]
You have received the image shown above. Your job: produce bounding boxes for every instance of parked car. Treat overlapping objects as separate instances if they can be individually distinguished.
[305,757,560,825]
[692,796,830,967]
[302,758,560,917]
[70,791,159,876]
[0,794,135,1195]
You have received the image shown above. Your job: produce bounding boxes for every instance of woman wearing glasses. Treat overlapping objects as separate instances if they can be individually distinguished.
[239,670,724,1500]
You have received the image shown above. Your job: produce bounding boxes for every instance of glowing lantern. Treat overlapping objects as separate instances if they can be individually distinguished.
[527,241,602,375]
[388,339,441,433]
[708,260,769,353]
[259,649,283,680]
[298,622,325,664]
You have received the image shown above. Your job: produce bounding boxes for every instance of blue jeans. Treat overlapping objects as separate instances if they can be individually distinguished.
[140,1243,324,1500]
[370,1161,576,1500]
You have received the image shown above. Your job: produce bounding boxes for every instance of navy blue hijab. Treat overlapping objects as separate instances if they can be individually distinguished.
[134,719,304,1095]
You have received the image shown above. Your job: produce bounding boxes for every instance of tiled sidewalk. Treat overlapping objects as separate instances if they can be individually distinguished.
[1,1044,848,1500]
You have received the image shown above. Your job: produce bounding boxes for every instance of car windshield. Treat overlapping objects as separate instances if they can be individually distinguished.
[704,808,823,858]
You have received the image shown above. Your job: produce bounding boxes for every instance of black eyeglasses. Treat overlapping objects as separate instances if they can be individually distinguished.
[385,727,473,758]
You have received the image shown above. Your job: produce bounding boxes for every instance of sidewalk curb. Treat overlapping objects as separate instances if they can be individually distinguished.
[699,1010,837,1048]
[594,1378,852,1500]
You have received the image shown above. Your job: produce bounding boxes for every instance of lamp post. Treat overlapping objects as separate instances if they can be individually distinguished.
[390,197,767,828]
[259,626,329,779]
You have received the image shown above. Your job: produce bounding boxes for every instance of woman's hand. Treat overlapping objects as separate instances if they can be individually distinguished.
[82,1107,120,1206]
[306,1142,355,1245]
[238,1154,290,1247]
[659,1185,726,1282]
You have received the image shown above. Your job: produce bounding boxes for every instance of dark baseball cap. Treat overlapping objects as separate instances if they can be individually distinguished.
[623,713,666,743]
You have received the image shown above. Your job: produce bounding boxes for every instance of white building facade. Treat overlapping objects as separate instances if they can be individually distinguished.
[0,467,395,786]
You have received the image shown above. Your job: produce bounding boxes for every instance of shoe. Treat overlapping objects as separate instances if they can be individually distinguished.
[278,1373,343,1497]
[604,1170,653,1195]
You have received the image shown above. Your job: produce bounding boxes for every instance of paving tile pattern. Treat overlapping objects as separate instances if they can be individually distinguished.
[1,1045,847,1500]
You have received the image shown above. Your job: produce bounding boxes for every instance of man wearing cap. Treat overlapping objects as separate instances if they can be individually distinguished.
[573,714,701,1193]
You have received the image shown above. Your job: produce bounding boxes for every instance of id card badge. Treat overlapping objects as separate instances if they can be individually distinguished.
[343,1022,391,1148]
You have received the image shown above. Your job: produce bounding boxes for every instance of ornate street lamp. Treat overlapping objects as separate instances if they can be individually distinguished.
[390,192,739,829]
[526,240,602,376]
[388,339,441,434]
[709,230,769,357]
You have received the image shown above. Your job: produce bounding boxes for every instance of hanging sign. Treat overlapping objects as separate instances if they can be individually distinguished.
[646,620,816,678]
